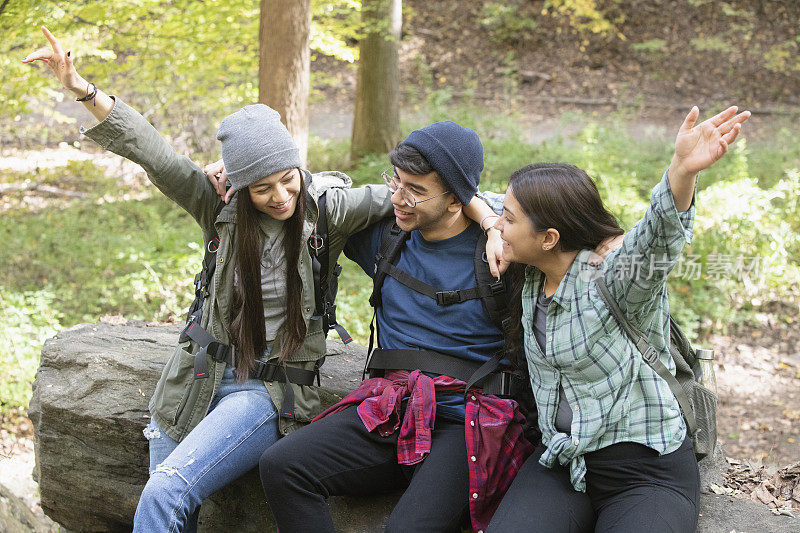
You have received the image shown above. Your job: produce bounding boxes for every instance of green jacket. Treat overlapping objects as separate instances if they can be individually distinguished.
[82,98,393,441]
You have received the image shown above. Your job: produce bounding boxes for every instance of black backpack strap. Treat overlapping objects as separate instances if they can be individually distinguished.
[473,230,512,335]
[181,320,231,380]
[309,190,327,326]
[309,190,352,344]
[378,262,486,305]
[593,278,697,435]
[363,309,378,380]
[371,224,507,308]
[462,351,507,397]
[369,221,410,309]
[365,220,410,370]
[179,200,225,345]
[366,349,510,396]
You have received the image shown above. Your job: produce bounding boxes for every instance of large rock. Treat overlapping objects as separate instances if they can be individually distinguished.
[28,322,800,532]
[28,321,398,532]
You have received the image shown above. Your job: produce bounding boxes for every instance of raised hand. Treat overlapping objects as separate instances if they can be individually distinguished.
[671,105,750,178]
[22,26,86,94]
[667,105,750,211]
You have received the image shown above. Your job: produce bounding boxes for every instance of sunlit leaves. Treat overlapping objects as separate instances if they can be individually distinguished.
[1,0,362,143]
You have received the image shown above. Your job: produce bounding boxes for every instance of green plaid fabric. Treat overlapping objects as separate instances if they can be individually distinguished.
[481,171,695,491]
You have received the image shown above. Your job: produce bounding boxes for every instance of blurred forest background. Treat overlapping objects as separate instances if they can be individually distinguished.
[1,0,799,470]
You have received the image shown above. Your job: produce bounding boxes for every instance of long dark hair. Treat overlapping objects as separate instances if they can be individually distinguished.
[504,163,624,359]
[230,173,307,381]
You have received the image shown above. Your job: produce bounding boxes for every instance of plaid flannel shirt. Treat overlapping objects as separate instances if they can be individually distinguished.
[314,369,533,532]
[480,170,695,491]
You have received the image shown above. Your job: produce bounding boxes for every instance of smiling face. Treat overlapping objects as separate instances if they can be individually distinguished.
[389,167,455,233]
[247,168,301,220]
[494,186,560,266]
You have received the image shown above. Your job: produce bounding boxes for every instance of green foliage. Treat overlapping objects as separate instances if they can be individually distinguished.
[543,0,625,39]
[0,195,201,324]
[480,1,538,44]
[763,41,800,73]
[479,0,625,44]
[0,290,63,412]
[0,187,201,412]
[630,38,666,53]
[690,36,729,52]
[1,0,362,142]
[670,166,800,335]
[311,0,362,63]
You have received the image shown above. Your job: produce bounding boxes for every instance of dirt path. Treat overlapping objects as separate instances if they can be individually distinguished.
[711,326,800,465]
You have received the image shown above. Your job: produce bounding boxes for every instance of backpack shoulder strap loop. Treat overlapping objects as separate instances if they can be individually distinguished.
[593,278,697,435]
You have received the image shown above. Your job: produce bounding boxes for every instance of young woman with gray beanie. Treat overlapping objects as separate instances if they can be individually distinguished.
[23,27,492,532]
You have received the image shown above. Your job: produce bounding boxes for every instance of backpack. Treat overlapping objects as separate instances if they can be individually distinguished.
[363,220,516,395]
[594,278,718,460]
[368,220,511,339]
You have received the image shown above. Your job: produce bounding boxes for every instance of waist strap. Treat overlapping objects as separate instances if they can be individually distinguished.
[179,319,318,420]
[366,349,511,396]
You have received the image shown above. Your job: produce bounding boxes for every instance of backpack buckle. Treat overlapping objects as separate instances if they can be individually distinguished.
[309,234,324,252]
[178,315,199,343]
[208,341,230,363]
[251,361,277,381]
[373,253,384,275]
[436,290,461,306]
[642,346,659,364]
[500,371,512,396]
[489,279,505,295]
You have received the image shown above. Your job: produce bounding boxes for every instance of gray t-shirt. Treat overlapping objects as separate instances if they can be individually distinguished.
[232,222,289,343]
[532,285,573,434]
[260,226,288,342]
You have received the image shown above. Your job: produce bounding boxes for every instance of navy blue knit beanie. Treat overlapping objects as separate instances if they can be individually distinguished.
[402,121,483,205]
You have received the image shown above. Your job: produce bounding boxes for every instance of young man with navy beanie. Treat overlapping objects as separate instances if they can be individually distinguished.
[259,121,533,533]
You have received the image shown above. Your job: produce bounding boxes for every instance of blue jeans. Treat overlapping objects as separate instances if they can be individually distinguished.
[134,363,280,533]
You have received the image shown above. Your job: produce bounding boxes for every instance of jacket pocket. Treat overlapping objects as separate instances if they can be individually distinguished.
[150,345,196,429]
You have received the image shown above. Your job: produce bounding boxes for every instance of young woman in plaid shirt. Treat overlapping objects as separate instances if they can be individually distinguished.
[484,106,749,532]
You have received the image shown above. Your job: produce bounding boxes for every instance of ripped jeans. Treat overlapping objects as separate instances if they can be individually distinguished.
[134,363,280,533]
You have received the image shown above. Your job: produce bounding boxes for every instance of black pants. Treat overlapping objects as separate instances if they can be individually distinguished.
[486,437,700,533]
[259,406,469,533]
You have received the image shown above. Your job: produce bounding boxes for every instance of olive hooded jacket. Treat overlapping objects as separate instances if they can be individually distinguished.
[82,98,393,441]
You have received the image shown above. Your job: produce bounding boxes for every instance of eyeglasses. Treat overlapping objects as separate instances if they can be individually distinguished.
[381,168,449,208]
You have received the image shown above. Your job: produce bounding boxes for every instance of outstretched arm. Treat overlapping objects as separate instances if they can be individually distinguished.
[23,26,220,231]
[22,26,114,123]
[604,104,750,324]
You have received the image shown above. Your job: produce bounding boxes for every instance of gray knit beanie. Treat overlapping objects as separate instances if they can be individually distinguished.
[216,104,301,191]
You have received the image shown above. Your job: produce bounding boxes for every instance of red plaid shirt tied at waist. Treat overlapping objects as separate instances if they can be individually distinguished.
[313,369,534,532]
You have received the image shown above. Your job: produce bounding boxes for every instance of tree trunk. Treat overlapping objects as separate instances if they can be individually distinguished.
[259,0,311,165]
[351,0,402,160]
